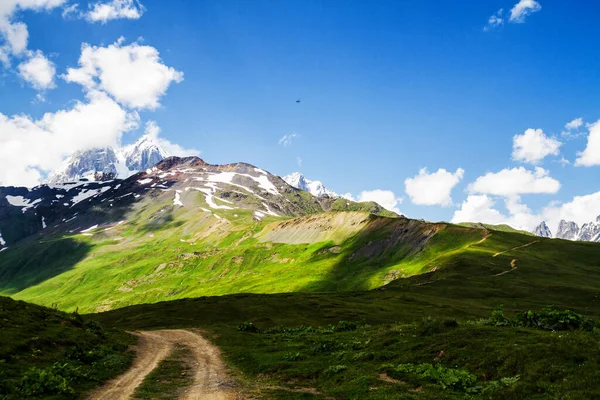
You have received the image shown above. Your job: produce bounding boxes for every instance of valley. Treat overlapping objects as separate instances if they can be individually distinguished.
[1,157,600,399]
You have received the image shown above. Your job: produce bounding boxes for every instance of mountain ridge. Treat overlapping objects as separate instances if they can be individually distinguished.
[532,216,600,242]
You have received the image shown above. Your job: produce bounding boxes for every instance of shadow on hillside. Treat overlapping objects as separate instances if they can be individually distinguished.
[0,238,92,295]
[300,217,446,292]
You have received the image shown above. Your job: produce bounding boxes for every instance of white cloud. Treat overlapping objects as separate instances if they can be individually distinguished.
[509,0,541,23]
[484,8,504,31]
[0,90,139,187]
[451,195,506,225]
[0,0,67,60]
[452,190,600,235]
[565,117,583,131]
[63,37,184,110]
[17,50,56,90]
[61,3,79,18]
[86,0,145,23]
[542,192,600,230]
[296,156,302,167]
[512,128,561,164]
[278,133,298,147]
[575,120,600,167]
[144,120,199,157]
[357,189,403,215]
[468,167,560,197]
[404,167,464,206]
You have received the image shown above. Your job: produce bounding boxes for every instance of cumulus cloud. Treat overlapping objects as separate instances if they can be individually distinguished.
[512,128,562,164]
[484,9,504,31]
[509,0,541,23]
[356,189,403,215]
[0,0,66,65]
[0,90,139,187]
[451,195,506,225]
[452,190,600,235]
[63,37,184,110]
[86,0,145,23]
[144,120,199,157]
[404,167,464,206]
[468,167,560,197]
[575,120,600,167]
[278,133,298,147]
[17,50,56,90]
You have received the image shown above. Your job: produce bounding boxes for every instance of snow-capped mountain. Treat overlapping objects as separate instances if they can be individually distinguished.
[532,216,600,242]
[533,221,552,238]
[47,135,168,184]
[283,172,338,198]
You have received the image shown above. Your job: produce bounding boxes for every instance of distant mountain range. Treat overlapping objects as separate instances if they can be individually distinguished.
[532,217,600,242]
[283,172,338,198]
[46,135,168,184]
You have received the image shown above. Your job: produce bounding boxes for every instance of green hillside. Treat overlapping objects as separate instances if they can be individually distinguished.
[0,296,133,399]
[92,229,600,399]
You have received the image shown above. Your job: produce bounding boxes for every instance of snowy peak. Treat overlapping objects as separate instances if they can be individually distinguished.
[556,220,579,241]
[47,135,169,184]
[533,221,552,238]
[123,135,169,171]
[532,216,600,242]
[283,172,338,198]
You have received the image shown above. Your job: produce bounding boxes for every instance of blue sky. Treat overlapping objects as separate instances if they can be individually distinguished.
[1,0,600,233]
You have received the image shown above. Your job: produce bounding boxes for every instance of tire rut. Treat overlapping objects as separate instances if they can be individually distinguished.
[87,329,239,400]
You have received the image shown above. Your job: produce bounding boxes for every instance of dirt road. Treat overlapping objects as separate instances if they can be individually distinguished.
[87,329,238,400]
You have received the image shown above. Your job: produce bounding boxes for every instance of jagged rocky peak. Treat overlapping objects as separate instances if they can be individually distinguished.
[533,221,552,238]
[46,135,169,184]
[123,135,169,171]
[283,172,338,198]
[556,220,580,241]
[47,147,121,184]
[579,216,600,242]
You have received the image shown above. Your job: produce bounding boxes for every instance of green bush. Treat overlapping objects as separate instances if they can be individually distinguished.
[395,363,477,391]
[323,364,347,376]
[485,306,595,331]
[418,317,444,336]
[19,365,75,397]
[237,322,262,333]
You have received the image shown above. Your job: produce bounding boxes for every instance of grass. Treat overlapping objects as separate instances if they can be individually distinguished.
[132,344,194,400]
[0,296,134,399]
[95,305,600,399]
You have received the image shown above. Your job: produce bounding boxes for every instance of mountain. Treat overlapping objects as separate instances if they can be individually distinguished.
[46,135,168,184]
[532,217,600,242]
[283,172,338,198]
[533,221,552,238]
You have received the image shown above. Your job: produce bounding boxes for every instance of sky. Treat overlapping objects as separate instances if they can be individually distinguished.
[1,0,600,235]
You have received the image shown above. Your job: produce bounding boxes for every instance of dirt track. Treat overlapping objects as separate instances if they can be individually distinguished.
[87,329,238,400]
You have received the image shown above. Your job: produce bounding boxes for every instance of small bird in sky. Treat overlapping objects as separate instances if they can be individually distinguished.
[296,99,301,103]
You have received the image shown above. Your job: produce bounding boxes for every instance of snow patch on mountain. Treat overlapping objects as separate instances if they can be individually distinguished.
[283,172,338,198]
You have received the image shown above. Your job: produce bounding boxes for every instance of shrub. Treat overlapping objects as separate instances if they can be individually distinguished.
[19,366,75,396]
[323,364,347,376]
[514,307,595,331]
[396,363,477,391]
[418,317,444,336]
[237,322,261,333]
[333,321,358,332]
[484,305,596,331]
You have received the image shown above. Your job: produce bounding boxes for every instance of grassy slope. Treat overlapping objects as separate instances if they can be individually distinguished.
[1,190,486,313]
[92,230,600,399]
[0,296,133,399]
